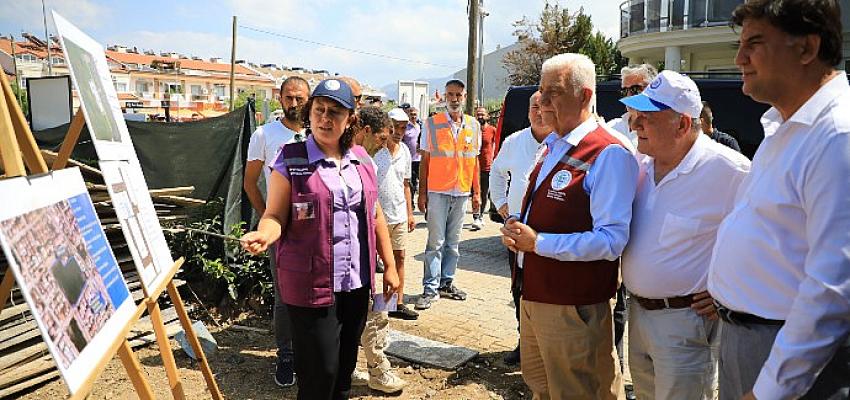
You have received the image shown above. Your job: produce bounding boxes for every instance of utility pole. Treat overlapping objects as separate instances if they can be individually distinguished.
[465,0,479,114]
[42,0,52,75]
[229,16,237,111]
[477,2,487,105]
[10,35,22,107]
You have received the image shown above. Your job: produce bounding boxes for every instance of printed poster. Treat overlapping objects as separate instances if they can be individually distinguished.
[100,160,174,293]
[0,168,136,394]
[53,11,136,161]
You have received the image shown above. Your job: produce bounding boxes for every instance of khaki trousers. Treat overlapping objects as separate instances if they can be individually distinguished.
[520,299,624,400]
[360,307,392,374]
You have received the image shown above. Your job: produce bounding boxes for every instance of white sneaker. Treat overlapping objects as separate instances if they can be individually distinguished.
[368,369,406,393]
[470,217,484,231]
[351,369,369,386]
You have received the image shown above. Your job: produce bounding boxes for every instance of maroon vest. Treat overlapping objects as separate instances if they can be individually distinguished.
[275,142,378,308]
[518,126,624,305]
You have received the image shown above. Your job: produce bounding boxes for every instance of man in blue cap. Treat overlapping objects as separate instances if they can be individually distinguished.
[619,70,750,399]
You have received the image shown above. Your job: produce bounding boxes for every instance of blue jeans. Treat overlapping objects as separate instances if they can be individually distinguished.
[422,192,468,296]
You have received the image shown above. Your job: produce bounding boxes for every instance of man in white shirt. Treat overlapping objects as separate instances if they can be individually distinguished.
[380,108,417,320]
[243,76,308,387]
[607,64,657,147]
[620,70,751,399]
[489,91,549,366]
[708,2,850,399]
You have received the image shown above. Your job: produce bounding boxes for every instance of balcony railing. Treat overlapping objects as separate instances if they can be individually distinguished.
[620,0,743,39]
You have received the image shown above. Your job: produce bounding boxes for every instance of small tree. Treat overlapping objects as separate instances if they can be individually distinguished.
[10,80,28,114]
[503,2,627,85]
[233,89,280,112]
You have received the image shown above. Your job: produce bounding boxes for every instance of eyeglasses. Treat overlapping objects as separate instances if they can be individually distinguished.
[620,85,645,98]
[353,95,362,103]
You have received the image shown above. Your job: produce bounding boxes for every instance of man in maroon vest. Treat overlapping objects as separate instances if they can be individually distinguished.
[501,53,639,400]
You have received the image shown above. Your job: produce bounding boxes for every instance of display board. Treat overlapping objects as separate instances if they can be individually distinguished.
[53,12,174,294]
[26,75,73,131]
[100,160,174,291]
[53,12,134,161]
[0,168,136,395]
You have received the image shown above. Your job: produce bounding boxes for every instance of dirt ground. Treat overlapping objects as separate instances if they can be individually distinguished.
[18,312,531,400]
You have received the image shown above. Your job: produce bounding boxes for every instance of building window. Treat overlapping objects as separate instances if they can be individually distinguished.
[15,53,39,63]
[135,81,151,93]
[115,82,128,92]
[190,85,203,96]
[213,84,226,98]
[50,56,65,64]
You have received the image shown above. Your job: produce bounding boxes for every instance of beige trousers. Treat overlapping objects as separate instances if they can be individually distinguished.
[520,299,624,400]
[360,307,391,374]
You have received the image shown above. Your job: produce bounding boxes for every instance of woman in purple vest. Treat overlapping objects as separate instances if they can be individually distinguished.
[242,78,400,400]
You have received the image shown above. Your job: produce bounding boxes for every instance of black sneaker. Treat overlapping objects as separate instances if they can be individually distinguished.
[503,345,520,366]
[438,284,467,300]
[274,358,296,387]
[414,293,439,310]
[389,303,419,320]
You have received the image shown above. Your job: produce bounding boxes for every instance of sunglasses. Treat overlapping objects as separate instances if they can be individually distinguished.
[620,85,645,98]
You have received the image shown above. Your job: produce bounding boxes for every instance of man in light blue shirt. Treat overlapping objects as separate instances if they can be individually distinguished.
[501,53,638,400]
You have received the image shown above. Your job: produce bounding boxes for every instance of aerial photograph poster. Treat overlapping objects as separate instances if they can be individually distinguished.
[0,168,137,395]
[53,11,136,161]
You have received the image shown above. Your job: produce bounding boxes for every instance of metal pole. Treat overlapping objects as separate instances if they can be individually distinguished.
[229,16,237,111]
[477,1,485,106]
[465,0,480,114]
[42,0,52,76]
[9,35,22,107]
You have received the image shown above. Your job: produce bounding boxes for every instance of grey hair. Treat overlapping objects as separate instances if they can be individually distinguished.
[621,64,658,84]
[541,53,596,108]
[669,111,702,134]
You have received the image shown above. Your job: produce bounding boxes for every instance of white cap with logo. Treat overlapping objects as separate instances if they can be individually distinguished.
[620,70,703,118]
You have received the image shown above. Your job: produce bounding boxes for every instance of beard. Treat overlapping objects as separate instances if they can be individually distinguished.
[283,105,302,122]
[447,103,461,113]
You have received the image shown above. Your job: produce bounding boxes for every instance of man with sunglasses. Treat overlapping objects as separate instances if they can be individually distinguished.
[608,64,658,148]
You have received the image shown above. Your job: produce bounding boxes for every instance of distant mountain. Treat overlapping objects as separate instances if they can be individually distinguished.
[381,42,521,103]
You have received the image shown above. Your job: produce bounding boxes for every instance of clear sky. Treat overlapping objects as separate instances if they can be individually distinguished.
[1,0,621,88]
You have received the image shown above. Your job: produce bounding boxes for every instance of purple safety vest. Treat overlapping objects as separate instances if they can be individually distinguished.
[275,141,378,307]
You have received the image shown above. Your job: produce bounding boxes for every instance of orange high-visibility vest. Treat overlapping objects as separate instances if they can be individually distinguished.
[425,112,480,193]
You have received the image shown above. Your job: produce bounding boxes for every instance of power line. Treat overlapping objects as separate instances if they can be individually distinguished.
[238,25,461,69]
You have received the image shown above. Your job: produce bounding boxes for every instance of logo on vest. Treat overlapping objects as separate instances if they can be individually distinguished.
[551,170,572,191]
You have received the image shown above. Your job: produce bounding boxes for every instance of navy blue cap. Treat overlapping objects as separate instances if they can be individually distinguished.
[312,79,355,109]
[620,93,671,112]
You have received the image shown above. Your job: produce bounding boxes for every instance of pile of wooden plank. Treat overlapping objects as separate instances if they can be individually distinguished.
[0,151,206,398]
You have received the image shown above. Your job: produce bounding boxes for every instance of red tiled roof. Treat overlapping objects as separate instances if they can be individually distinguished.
[106,51,257,75]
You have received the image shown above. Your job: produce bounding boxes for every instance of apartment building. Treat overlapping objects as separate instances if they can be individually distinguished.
[617,0,850,74]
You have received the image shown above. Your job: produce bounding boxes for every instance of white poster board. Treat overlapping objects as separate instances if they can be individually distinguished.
[53,12,135,161]
[27,75,73,131]
[397,80,429,116]
[53,12,175,294]
[0,168,136,395]
[100,160,174,292]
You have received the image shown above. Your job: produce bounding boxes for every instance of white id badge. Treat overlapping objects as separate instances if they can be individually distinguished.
[293,202,315,220]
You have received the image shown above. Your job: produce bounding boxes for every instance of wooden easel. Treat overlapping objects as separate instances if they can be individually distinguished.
[0,70,222,399]
[0,69,154,398]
